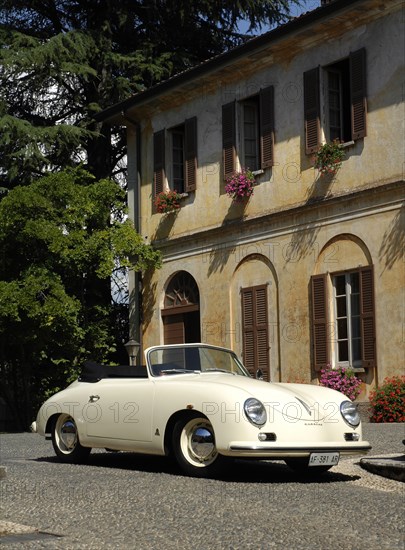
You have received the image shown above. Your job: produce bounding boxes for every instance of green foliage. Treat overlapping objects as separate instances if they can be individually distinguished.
[0,113,91,188]
[0,168,161,429]
[369,376,405,423]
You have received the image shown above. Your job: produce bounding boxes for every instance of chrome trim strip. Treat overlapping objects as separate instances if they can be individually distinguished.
[229,445,372,453]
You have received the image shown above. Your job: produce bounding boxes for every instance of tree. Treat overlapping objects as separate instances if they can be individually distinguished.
[0,168,161,429]
[0,0,299,187]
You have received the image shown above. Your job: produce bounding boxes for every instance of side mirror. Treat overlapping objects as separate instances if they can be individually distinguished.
[256,368,264,380]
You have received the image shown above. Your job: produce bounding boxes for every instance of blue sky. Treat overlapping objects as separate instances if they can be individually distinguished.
[238,0,320,34]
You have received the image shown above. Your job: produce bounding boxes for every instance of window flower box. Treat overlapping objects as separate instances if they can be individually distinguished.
[154,191,182,213]
[225,169,255,202]
[313,140,346,176]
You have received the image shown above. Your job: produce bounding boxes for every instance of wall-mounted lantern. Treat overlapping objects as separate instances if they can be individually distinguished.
[124,339,140,366]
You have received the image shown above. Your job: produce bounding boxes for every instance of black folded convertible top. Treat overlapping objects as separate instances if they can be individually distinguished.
[79,361,148,382]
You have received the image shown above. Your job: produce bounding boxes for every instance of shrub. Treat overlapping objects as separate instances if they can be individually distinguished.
[319,366,362,401]
[369,376,405,423]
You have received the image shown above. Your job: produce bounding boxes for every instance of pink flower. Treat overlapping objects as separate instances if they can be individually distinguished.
[225,169,255,202]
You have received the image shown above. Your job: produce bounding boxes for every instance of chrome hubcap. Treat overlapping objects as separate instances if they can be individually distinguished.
[59,419,77,451]
[181,419,218,466]
[190,427,215,460]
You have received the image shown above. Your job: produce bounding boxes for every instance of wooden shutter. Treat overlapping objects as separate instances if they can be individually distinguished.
[255,286,270,381]
[242,288,255,375]
[259,86,275,169]
[360,267,376,368]
[242,285,270,381]
[311,274,329,371]
[222,101,236,179]
[185,117,197,192]
[350,48,367,140]
[153,129,165,198]
[304,67,320,154]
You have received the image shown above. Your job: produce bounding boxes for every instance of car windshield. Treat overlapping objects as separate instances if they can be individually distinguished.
[147,345,251,378]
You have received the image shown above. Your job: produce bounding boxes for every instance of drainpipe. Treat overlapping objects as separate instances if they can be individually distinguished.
[121,111,142,366]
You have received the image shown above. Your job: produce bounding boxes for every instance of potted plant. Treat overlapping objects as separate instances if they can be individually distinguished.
[154,190,182,213]
[225,168,255,202]
[313,140,346,176]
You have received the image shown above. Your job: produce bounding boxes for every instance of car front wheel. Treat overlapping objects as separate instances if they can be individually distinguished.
[172,414,225,477]
[51,414,91,463]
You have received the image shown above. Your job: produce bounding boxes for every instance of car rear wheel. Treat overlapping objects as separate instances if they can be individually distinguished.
[51,414,91,463]
[172,414,225,477]
[285,457,332,474]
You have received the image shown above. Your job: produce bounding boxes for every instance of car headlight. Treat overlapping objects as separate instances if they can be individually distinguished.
[244,398,267,427]
[340,400,360,427]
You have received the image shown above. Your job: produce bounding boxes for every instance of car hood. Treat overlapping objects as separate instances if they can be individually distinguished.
[176,373,347,421]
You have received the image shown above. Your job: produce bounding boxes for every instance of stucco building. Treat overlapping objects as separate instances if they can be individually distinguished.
[99,0,404,398]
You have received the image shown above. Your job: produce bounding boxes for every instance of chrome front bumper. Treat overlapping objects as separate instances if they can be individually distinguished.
[226,442,372,458]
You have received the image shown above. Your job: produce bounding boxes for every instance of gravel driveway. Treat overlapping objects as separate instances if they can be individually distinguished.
[1,423,404,549]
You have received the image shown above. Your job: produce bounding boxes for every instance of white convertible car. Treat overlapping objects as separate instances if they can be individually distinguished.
[32,343,371,477]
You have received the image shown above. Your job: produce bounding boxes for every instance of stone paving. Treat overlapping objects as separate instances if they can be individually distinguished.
[0,423,404,549]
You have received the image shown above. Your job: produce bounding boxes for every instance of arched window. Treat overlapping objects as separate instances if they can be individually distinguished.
[164,271,199,310]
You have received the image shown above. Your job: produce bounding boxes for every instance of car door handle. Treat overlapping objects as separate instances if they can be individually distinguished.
[89,395,100,402]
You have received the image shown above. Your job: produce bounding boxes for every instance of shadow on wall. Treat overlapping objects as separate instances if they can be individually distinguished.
[288,151,353,262]
[379,205,405,271]
[152,209,179,241]
[284,170,332,263]
[286,223,322,264]
[138,275,158,332]
[207,199,250,276]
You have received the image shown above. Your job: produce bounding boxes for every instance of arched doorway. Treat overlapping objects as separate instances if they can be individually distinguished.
[162,271,200,344]
[231,253,279,382]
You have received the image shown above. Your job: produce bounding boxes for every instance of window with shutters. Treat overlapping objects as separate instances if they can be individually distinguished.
[153,117,197,204]
[222,86,274,180]
[311,267,376,372]
[241,285,270,381]
[304,49,367,154]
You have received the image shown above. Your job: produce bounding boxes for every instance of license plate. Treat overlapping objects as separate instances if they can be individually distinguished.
[309,452,340,467]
